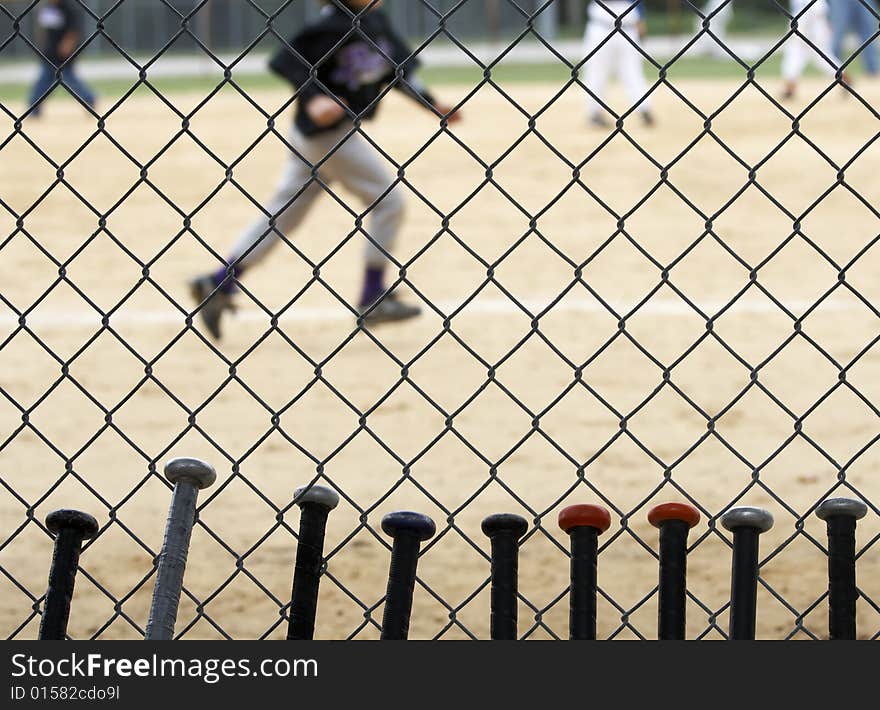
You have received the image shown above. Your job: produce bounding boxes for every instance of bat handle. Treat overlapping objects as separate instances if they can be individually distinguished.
[721,507,774,640]
[380,512,436,640]
[39,510,99,641]
[559,504,612,641]
[145,458,216,641]
[649,503,700,641]
[482,513,528,641]
[816,498,867,640]
[287,485,340,640]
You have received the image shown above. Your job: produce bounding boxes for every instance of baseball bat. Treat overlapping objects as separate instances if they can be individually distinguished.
[287,485,340,640]
[482,513,529,641]
[380,511,436,640]
[145,457,216,641]
[721,506,774,640]
[558,504,612,640]
[648,502,700,640]
[39,509,100,640]
[816,497,868,640]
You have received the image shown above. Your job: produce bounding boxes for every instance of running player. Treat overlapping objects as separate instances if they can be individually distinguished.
[581,0,655,128]
[190,0,460,340]
[27,0,97,117]
[782,0,849,100]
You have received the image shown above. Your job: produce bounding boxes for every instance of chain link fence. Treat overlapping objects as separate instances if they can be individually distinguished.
[1,0,880,640]
[0,0,579,59]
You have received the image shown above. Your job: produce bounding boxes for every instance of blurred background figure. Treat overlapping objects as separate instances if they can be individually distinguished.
[582,0,654,128]
[697,0,735,57]
[828,0,879,75]
[782,0,849,99]
[27,0,96,117]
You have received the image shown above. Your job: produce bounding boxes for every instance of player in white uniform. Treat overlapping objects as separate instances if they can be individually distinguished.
[697,0,734,58]
[781,0,848,99]
[582,0,654,128]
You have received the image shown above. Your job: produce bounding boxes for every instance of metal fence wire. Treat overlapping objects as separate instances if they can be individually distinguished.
[2,0,880,640]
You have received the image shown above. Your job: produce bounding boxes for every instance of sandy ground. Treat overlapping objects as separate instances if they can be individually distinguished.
[2,75,880,640]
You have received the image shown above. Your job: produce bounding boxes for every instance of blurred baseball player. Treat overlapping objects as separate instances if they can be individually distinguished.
[190,0,460,340]
[828,0,879,76]
[782,0,849,100]
[697,0,734,58]
[27,0,96,117]
[581,0,655,128]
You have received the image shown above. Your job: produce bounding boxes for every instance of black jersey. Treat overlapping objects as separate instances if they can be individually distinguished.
[37,0,82,66]
[269,6,434,136]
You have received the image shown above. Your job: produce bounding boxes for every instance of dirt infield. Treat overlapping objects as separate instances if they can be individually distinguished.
[2,76,880,640]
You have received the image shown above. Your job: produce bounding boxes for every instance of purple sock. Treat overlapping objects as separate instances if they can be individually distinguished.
[360,267,386,306]
[212,264,241,294]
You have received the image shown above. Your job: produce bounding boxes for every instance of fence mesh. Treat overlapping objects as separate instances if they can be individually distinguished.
[2,0,880,640]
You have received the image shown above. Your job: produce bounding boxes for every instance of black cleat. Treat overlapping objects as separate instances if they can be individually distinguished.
[589,113,610,129]
[190,275,236,341]
[641,110,656,127]
[358,292,421,326]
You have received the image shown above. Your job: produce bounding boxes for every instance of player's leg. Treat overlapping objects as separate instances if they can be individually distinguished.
[702,0,734,57]
[781,29,809,98]
[222,157,325,275]
[619,25,654,126]
[27,60,56,116]
[782,0,809,99]
[583,21,612,127]
[827,0,850,66]
[190,129,332,340]
[327,131,419,324]
[806,1,850,84]
[852,0,879,74]
[59,66,97,111]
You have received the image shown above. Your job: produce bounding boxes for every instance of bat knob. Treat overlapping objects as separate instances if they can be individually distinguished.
[164,457,217,490]
[481,513,529,539]
[648,502,701,529]
[816,498,868,521]
[45,509,99,539]
[294,485,340,511]
[721,506,774,533]
[381,511,436,542]
[558,504,612,534]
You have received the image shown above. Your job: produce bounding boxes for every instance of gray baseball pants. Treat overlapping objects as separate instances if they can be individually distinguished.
[228,122,404,270]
